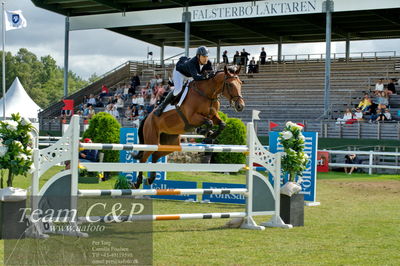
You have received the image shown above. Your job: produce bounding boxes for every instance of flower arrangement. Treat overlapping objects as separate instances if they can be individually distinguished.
[279,121,309,183]
[0,113,34,188]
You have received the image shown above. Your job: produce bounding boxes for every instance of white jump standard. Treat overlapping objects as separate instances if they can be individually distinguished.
[27,115,292,238]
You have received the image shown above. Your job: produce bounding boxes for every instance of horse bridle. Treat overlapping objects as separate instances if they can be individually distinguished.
[222,75,243,108]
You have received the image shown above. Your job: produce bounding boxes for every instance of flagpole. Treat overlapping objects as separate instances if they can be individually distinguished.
[2,2,5,120]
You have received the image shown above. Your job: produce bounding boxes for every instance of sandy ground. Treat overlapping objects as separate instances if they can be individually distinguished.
[322,179,400,194]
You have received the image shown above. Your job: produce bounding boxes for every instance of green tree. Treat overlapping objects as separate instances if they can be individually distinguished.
[82,112,121,162]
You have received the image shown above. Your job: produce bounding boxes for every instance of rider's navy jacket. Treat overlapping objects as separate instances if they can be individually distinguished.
[176,56,213,81]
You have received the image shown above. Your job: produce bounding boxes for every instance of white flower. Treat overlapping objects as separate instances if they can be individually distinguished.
[13,140,23,149]
[286,121,296,128]
[281,131,293,140]
[0,146,8,157]
[21,117,31,126]
[299,135,306,141]
[27,132,33,140]
[5,120,18,131]
[17,153,28,161]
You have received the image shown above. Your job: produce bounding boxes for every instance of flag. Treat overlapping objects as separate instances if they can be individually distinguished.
[269,121,279,130]
[252,110,260,121]
[4,10,27,31]
[297,123,305,128]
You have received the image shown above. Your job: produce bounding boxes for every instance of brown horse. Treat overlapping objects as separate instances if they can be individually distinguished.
[132,65,245,188]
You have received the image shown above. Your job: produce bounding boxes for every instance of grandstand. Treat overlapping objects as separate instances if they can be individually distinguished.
[39,53,400,139]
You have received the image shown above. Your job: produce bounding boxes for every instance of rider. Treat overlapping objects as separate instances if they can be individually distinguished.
[154,46,213,116]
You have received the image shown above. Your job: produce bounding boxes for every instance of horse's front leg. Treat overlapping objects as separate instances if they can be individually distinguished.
[209,115,226,140]
[196,118,213,135]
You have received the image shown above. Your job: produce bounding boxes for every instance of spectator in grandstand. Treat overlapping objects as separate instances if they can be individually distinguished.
[100,84,109,99]
[82,104,89,118]
[105,103,113,115]
[95,96,104,107]
[369,108,386,122]
[248,57,257,74]
[156,75,163,86]
[111,105,119,118]
[149,94,157,109]
[373,91,389,109]
[374,78,384,94]
[353,108,364,121]
[132,105,139,117]
[82,95,88,105]
[140,86,147,97]
[222,50,229,64]
[79,138,98,163]
[131,94,138,107]
[336,108,353,124]
[387,78,397,94]
[233,51,241,65]
[87,94,97,106]
[123,84,130,100]
[137,94,145,107]
[383,108,392,121]
[344,154,362,175]
[125,106,133,120]
[131,74,140,91]
[87,105,95,119]
[114,95,124,116]
[357,93,372,114]
[148,75,157,90]
[240,49,250,66]
[260,47,267,65]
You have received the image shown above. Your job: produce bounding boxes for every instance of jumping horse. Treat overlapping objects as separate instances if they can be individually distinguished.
[132,65,245,188]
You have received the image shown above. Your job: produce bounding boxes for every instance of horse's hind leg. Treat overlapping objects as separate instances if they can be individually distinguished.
[146,134,180,185]
[132,151,153,189]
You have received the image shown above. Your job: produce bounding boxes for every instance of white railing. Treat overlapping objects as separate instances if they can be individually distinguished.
[322,149,400,175]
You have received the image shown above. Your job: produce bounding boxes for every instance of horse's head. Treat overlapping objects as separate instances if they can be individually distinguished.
[222,65,245,112]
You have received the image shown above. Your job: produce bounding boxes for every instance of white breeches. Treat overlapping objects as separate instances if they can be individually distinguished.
[172,68,192,96]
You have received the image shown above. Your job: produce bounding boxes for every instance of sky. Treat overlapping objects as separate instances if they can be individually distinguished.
[5,0,400,79]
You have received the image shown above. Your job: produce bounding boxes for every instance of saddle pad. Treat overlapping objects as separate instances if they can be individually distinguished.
[163,85,189,113]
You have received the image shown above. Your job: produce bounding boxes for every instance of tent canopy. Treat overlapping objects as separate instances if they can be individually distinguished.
[0,77,41,120]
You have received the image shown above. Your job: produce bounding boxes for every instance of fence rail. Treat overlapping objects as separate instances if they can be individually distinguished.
[324,149,400,174]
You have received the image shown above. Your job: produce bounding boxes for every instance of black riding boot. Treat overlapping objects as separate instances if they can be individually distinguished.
[153,91,176,117]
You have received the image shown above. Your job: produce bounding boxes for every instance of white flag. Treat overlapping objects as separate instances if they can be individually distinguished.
[252,110,261,121]
[4,10,27,31]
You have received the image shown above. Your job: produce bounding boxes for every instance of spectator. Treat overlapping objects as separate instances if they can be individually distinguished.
[138,105,147,122]
[260,47,267,65]
[123,84,130,100]
[353,108,364,121]
[105,103,113,115]
[148,75,157,90]
[111,105,119,118]
[240,49,250,66]
[357,93,372,114]
[370,108,387,122]
[248,57,257,73]
[100,85,109,98]
[344,154,362,174]
[87,105,95,119]
[374,78,384,94]
[387,78,397,95]
[233,51,240,65]
[82,104,89,118]
[114,95,124,116]
[115,85,123,96]
[95,96,104,107]
[125,106,133,120]
[336,108,353,124]
[131,74,140,91]
[383,108,392,121]
[87,94,96,106]
[156,75,163,86]
[222,50,229,64]
[131,105,138,118]
[79,138,98,163]
[137,94,145,107]
[131,94,138,108]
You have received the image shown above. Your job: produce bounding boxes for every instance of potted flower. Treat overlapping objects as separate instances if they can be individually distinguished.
[278,121,309,226]
[0,113,34,239]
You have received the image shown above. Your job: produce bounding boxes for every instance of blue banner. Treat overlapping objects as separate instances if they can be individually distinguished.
[119,127,167,182]
[202,182,246,204]
[269,131,318,202]
[144,180,197,201]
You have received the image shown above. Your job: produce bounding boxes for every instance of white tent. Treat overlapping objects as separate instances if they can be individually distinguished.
[0,77,41,120]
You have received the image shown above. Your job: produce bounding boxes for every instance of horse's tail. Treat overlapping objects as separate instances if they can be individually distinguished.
[132,115,148,160]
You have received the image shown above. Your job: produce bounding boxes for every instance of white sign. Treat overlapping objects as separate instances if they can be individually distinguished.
[190,0,322,22]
